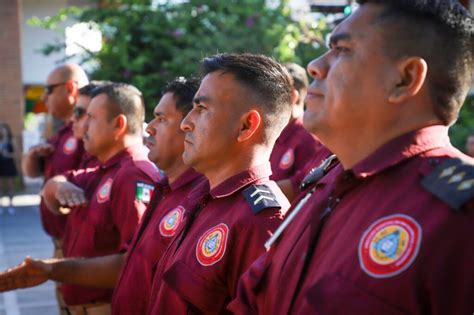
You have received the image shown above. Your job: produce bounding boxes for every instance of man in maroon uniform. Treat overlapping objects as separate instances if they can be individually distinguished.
[22,64,89,242]
[21,63,89,311]
[0,78,203,315]
[229,1,474,314]
[147,53,291,315]
[270,63,329,201]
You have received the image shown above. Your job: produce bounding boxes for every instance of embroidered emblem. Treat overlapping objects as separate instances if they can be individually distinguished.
[196,223,229,266]
[96,178,113,204]
[63,136,78,155]
[159,206,185,237]
[279,148,294,170]
[421,157,474,211]
[135,182,154,203]
[358,214,422,278]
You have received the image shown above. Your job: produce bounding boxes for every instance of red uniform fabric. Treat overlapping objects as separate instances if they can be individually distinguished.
[229,126,474,315]
[112,168,206,315]
[61,144,159,305]
[40,122,85,239]
[269,117,326,189]
[147,163,290,315]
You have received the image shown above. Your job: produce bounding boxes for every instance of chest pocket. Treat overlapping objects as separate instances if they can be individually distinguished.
[305,274,407,315]
[163,260,228,314]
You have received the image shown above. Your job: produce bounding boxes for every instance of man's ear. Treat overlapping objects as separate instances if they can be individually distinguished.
[66,80,79,104]
[388,57,427,104]
[237,109,261,142]
[114,114,128,139]
[291,88,299,105]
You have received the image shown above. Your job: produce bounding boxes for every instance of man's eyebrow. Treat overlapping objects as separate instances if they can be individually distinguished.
[327,32,352,48]
[193,95,210,104]
[153,111,164,117]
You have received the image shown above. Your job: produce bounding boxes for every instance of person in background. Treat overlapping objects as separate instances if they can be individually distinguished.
[465,133,474,157]
[271,63,330,201]
[0,123,18,215]
[21,64,89,312]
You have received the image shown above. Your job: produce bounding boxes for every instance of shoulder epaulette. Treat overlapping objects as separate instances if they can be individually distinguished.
[421,157,474,212]
[243,184,281,214]
[300,154,338,191]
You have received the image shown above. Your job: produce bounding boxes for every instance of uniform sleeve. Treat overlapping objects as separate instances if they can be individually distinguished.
[423,208,474,314]
[227,252,271,315]
[227,209,283,299]
[109,168,155,249]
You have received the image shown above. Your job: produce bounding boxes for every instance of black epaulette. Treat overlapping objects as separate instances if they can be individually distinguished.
[243,184,281,214]
[421,157,474,212]
[300,154,338,191]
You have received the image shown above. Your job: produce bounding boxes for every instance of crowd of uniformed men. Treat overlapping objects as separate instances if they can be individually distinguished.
[0,0,473,314]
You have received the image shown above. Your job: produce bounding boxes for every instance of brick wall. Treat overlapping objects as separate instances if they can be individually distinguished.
[0,0,24,173]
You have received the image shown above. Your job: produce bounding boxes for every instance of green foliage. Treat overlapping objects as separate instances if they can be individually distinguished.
[449,95,474,151]
[31,0,330,117]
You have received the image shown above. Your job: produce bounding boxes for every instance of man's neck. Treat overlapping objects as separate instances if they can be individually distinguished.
[97,136,142,163]
[165,162,190,184]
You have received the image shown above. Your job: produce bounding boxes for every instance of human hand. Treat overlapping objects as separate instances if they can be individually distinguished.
[0,257,51,292]
[55,181,87,208]
[29,143,55,158]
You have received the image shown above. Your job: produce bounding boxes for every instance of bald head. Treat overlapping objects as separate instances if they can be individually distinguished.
[51,64,89,88]
[43,64,89,121]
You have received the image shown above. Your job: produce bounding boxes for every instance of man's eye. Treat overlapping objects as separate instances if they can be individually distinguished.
[333,45,349,53]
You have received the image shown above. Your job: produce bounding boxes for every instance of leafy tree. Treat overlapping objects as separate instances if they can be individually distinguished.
[31,0,328,117]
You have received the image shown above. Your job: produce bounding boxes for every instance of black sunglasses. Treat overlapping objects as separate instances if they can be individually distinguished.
[45,82,68,95]
[73,106,87,119]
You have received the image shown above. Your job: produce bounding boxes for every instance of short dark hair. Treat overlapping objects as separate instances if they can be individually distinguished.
[284,63,309,93]
[162,77,200,116]
[356,0,474,125]
[91,83,145,135]
[201,53,292,143]
[79,81,112,97]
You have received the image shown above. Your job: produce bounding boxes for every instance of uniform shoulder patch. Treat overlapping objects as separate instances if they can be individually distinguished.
[421,157,474,211]
[135,182,154,203]
[242,184,281,214]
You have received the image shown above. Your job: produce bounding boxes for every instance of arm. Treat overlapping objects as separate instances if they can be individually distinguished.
[0,253,126,292]
[42,175,87,214]
[21,144,54,177]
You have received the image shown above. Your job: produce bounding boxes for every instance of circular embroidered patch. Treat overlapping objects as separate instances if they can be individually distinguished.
[279,149,294,170]
[159,206,185,237]
[196,223,229,267]
[96,178,113,204]
[358,214,422,278]
[63,136,78,155]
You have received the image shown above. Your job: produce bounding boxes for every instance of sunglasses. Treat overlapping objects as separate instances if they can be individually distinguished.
[45,82,68,95]
[73,106,87,119]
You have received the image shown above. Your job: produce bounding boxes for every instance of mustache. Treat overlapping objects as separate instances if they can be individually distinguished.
[145,135,156,144]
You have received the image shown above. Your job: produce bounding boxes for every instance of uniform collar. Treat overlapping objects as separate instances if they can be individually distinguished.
[170,168,204,191]
[100,143,144,170]
[276,117,302,143]
[210,163,272,199]
[351,125,451,179]
[55,121,73,137]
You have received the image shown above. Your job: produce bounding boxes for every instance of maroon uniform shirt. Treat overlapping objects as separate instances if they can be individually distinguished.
[147,163,290,315]
[61,144,159,306]
[40,122,85,239]
[269,117,326,188]
[112,168,206,315]
[229,125,474,315]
